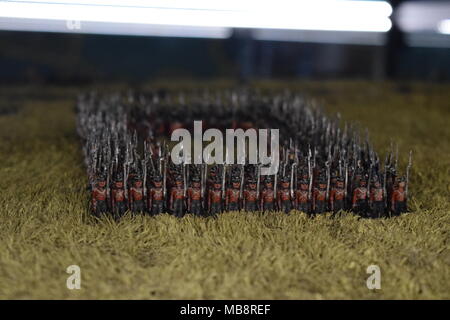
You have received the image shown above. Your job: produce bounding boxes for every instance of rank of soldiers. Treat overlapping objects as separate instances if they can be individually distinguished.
[77,90,412,219]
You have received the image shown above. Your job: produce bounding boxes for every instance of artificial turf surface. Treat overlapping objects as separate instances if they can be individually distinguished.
[0,81,448,299]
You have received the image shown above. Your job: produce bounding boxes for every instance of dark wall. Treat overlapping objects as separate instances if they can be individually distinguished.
[1,31,449,84]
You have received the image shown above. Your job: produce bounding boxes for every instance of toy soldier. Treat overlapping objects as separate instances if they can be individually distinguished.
[148,175,164,215]
[391,176,407,216]
[208,165,220,189]
[225,176,241,211]
[312,178,327,214]
[243,178,258,212]
[329,177,345,213]
[91,173,108,217]
[390,152,412,216]
[369,176,385,218]
[277,176,293,214]
[330,169,339,190]
[208,178,223,216]
[295,179,310,213]
[187,176,203,216]
[260,176,275,212]
[352,178,368,216]
[129,175,145,213]
[169,175,185,218]
[354,167,365,186]
[111,173,128,218]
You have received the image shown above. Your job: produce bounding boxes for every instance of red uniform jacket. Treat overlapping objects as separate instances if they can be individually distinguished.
[92,187,107,209]
[391,188,406,209]
[226,188,240,205]
[329,188,345,209]
[260,188,274,208]
[352,187,367,206]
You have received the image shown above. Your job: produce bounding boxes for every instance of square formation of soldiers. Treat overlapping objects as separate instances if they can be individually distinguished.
[78,89,412,219]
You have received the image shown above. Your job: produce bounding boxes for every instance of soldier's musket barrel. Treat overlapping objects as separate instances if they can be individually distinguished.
[222,165,227,200]
[256,164,261,200]
[273,172,278,200]
[406,150,413,198]
[183,164,187,197]
[239,166,244,200]
[201,164,206,198]
[325,161,331,201]
[162,160,167,198]
[290,163,297,199]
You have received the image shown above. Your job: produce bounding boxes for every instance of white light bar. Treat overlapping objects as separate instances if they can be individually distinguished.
[0,18,232,38]
[0,0,392,33]
[437,19,450,35]
[397,1,450,33]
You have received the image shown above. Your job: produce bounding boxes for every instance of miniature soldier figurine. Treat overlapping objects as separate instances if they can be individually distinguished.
[330,169,339,191]
[369,176,385,218]
[129,175,145,213]
[208,178,223,216]
[329,177,345,213]
[243,178,258,212]
[312,178,327,214]
[352,178,368,216]
[386,166,397,211]
[148,175,164,215]
[225,177,241,211]
[295,179,310,213]
[91,174,108,217]
[111,173,128,218]
[277,176,293,214]
[354,167,365,187]
[169,175,185,218]
[187,176,202,216]
[208,165,220,189]
[391,176,407,216]
[260,177,275,212]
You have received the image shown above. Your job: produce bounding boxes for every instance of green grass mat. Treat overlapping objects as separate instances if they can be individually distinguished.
[0,81,448,299]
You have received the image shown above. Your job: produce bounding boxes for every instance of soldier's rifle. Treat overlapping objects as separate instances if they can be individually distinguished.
[325,147,331,202]
[307,148,313,201]
[290,163,297,199]
[405,150,413,199]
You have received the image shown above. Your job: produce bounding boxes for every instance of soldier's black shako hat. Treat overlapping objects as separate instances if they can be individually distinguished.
[336,176,344,182]
[317,177,327,184]
[231,175,241,183]
[114,172,123,182]
[96,173,106,181]
[212,176,222,184]
[265,176,274,183]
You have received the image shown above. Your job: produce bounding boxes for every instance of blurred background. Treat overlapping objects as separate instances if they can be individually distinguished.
[0,0,449,84]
